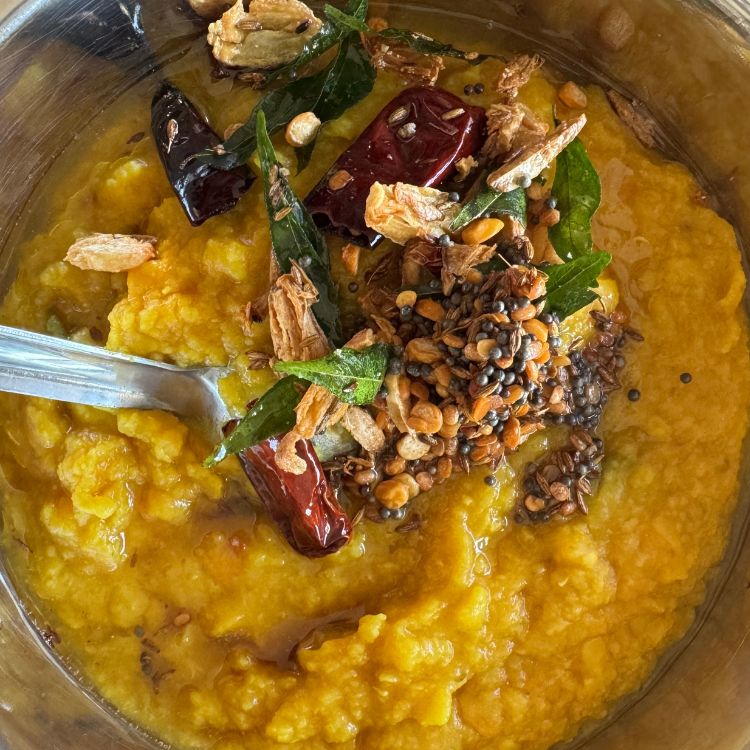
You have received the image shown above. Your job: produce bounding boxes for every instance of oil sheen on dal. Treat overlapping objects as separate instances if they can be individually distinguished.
[0,60,747,750]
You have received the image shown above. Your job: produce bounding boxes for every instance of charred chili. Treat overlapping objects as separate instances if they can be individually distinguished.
[151,82,253,226]
[305,85,486,246]
[237,435,352,557]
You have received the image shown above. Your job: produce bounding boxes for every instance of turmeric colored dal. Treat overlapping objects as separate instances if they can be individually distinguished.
[0,56,748,750]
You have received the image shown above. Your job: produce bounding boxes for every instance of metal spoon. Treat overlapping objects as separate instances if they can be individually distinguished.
[0,325,230,440]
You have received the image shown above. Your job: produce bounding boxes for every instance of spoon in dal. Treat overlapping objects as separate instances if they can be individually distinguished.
[0,324,230,440]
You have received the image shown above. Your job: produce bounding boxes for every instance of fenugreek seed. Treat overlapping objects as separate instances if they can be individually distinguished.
[388,106,410,125]
[441,107,465,120]
[410,381,430,401]
[511,304,537,321]
[524,494,546,512]
[549,482,570,502]
[415,298,445,322]
[396,290,418,308]
[476,339,497,360]
[462,217,504,246]
[442,404,460,426]
[415,471,434,492]
[328,169,354,191]
[166,118,178,153]
[274,207,292,221]
[354,468,378,485]
[442,332,466,349]
[384,456,407,475]
[173,612,191,627]
[397,122,417,139]
[523,318,549,342]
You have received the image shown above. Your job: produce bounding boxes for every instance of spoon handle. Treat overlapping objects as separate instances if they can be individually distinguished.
[0,324,219,415]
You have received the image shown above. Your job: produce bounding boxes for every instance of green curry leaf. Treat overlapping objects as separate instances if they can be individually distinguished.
[274,344,390,405]
[377,27,495,64]
[548,138,601,261]
[450,185,527,232]
[205,376,305,466]
[324,5,496,63]
[294,34,376,172]
[256,111,342,345]
[266,0,369,82]
[203,33,374,172]
[323,3,369,31]
[543,252,612,320]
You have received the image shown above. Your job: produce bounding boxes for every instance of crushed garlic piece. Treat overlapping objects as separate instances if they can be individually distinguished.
[64,234,156,273]
[441,242,497,295]
[606,90,656,148]
[454,155,479,183]
[268,263,329,362]
[342,407,386,453]
[495,53,544,103]
[207,0,322,70]
[364,182,460,245]
[487,114,587,193]
[481,102,549,162]
[363,34,445,86]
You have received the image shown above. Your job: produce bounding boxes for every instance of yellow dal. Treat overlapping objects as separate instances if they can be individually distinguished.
[0,59,748,750]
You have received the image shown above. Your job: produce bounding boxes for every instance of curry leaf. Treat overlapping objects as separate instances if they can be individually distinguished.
[548,138,601,261]
[205,376,306,466]
[450,185,527,232]
[323,3,369,31]
[377,27,495,64]
[256,111,342,344]
[267,0,369,82]
[294,34,376,172]
[274,344,389,405]
[203,34,374,171]
[323,4,495,63]
[543,252,612,320]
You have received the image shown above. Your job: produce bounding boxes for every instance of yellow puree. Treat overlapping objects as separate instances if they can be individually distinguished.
[0,59,748,750]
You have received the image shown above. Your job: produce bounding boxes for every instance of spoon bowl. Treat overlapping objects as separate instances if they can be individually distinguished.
[0,324,231,440]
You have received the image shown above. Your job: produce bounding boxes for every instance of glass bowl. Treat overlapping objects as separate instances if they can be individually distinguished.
[0,0,748,748]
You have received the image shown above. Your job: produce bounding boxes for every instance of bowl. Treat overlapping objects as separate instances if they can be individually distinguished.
[0,0,749,748]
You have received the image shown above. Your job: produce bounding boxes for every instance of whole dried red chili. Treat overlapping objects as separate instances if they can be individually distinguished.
[237,435,352,557]
[151,82,253,226]
[305,85,486,247]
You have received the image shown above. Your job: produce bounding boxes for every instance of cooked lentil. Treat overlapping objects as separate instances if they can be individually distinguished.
[0,37,747,750]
